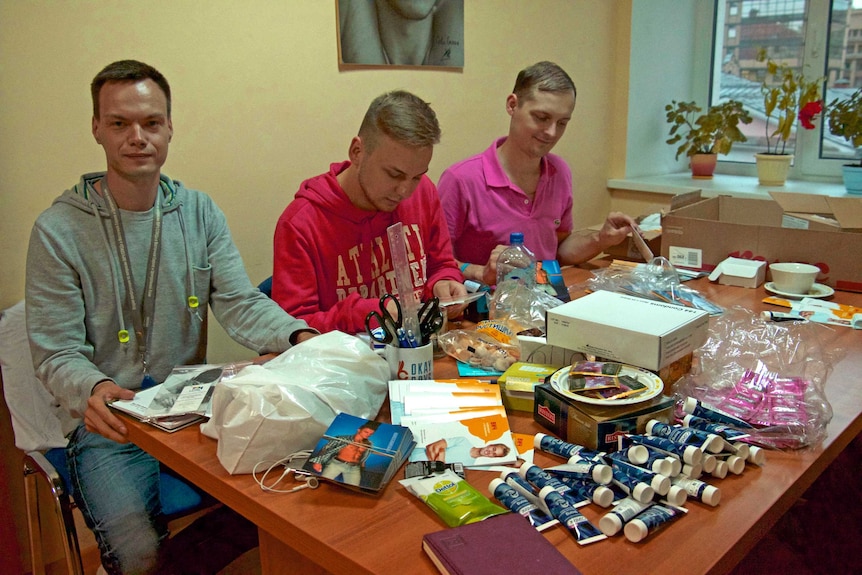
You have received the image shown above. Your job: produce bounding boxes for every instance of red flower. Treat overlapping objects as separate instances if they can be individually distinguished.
[798,100,823,130]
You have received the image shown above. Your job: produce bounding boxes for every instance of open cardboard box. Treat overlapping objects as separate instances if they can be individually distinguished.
[661,192,862,292]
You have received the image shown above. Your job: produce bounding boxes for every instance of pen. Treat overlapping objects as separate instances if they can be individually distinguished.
[396,328,410,348]
[405,329,420,348]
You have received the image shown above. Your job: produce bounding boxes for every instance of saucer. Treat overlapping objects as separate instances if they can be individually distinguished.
[764,282,834,300]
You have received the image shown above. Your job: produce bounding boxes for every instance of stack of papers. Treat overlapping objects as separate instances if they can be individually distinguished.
[389,379,519,469]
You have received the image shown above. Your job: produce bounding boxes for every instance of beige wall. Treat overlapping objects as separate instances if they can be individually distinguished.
[0,0,631,362]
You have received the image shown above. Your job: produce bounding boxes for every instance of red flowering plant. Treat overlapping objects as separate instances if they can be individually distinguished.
[756,49,824,155]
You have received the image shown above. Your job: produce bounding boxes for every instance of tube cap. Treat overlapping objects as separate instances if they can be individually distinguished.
[705,434,726,454]
[593,464,613,485]
[668,457,682,476]
[683,396,699,414]
[731,441,751,460]
[748,446,766,466]
[683,445,703,465]
[624,519,649,543]
[724,455,745,475]
[599,513,623,537]
[702,454,717,474]
[592,486,614,508]
[533,433,547,450]
[652,475,671,496]
[681,462,702,479]
[700,484,721,507]
[488,478,505,492]
[710,460,729,479]
[651,458,675,478]
[631,483,654,503]
[664,485,688,507]
[645,419,660,435]
[627,444,649,465]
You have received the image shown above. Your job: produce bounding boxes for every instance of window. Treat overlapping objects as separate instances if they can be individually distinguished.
[711,0,861,179]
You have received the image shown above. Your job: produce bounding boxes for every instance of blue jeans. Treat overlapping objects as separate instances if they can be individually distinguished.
[66,425,168,575]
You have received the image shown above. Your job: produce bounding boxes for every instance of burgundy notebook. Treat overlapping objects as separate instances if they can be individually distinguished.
[422,512,581,575]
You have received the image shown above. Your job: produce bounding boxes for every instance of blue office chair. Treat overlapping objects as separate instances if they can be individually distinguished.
[258,276,273,298]
[1,301,205,575]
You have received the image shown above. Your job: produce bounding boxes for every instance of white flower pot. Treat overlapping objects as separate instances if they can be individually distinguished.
[755,153,793,186]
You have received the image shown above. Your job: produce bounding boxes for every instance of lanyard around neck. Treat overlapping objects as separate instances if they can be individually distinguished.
[102,181,164,376]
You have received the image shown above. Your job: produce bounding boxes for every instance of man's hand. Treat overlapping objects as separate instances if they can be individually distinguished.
[479,245,509,286]
[432,280,469,319]
[84,380,135,443]
[597,212,640,250]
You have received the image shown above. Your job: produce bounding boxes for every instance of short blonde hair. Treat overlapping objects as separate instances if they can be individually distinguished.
[358,90,441,151]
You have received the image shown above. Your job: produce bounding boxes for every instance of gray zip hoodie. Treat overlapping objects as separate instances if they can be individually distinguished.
[26,172,310,419]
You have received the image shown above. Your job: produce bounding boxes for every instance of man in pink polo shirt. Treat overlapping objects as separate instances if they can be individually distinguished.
[437,61,639,286]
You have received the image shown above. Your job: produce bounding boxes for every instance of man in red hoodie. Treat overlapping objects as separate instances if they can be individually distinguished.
[272,90,466,334]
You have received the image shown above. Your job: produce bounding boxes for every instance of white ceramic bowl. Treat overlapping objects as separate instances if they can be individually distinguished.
[769,263,820,294]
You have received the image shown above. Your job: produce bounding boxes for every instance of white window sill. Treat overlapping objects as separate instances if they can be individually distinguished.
[607,173,848,199]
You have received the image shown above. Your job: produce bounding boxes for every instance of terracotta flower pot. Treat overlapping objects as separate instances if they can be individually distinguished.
[690,153,717,179]
[755,153,793,186]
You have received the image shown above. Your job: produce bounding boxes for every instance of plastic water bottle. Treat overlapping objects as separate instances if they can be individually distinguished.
[496,232,536,288]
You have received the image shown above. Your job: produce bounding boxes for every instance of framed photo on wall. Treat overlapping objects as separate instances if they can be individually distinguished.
[337,0,464,69]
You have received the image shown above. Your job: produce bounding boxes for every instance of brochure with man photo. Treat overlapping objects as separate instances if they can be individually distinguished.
[302,412,415,494]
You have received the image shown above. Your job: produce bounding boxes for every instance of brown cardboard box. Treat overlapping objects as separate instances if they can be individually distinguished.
[661,193,862,292]
[602,229,662,263]
[533,383,675,452]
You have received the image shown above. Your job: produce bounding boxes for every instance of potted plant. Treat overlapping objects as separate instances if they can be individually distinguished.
[665,99,752,178]
[754,49,824,185]
[826,87,862,195]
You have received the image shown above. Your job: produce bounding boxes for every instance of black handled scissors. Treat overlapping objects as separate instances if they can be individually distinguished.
[364,294,403,345]
[417,297,444,342]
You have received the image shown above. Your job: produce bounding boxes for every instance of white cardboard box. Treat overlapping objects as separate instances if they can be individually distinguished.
[545,291,709,371]
[707,257,767,288]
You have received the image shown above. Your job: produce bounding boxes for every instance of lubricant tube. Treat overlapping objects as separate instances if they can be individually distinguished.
[551,475,615,507]
[683,397,754,429]
[611,468,654,503]
[518,463,589,508]
[534,433,604,462]
[539,486,607,545]
[500,469,553,517]
[646,420,725,454]
[488,478,558,531]
[598,497,654,536]
[682,414,752,450]
[713,452,746,475]
[629,434,703,466]
[607,453,670,496]
[619,434,681,475]
[671,475,721,507]
[623,442,651,465]
[543,458,612,485]
[623,503,688,543]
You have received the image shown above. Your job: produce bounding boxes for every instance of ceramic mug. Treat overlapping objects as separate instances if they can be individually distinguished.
[384,342,434,380]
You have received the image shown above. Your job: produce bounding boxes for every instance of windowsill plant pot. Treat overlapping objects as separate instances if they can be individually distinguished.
[842,165,862,195]
[690,153,718,179]
[827,87,862,195]
[755,153,793,186]
[665,100,751,179]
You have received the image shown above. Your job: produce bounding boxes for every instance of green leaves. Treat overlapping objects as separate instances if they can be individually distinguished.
[664,99,752,160]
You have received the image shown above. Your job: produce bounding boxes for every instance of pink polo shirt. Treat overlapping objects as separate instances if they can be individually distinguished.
[437,137,574,263]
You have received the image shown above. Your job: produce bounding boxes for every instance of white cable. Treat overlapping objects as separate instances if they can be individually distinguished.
[252,450,319,493]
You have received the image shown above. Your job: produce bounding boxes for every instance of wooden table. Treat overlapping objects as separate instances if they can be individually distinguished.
[123,268,862,575]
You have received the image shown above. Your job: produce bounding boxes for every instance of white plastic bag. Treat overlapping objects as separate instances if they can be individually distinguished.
[200,331,389,474]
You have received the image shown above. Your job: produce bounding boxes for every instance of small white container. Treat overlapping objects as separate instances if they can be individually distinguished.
[768,262,820,294]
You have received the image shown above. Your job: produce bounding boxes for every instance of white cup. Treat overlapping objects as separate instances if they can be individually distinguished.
[384,342,434,380]
[769,262,820,294]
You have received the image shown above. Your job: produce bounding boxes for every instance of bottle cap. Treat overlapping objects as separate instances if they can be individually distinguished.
[509,232,524,244]
[593,464,613,485]
[599,513,623,536]
[652,475,671,496]
[664,485,688,507]
[710,460,729,479]
[632,483,654,503]
[624,518,649,543]
[592,486,614,508]
[627,444,649,465]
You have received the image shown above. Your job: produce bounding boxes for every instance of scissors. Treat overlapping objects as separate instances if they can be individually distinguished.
[417,297,444,343]
[365,294,403,345]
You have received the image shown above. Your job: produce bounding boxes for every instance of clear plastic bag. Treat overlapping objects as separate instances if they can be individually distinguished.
[200,331,389,474]
[673,307,845,449]
[437,323,521,372]
[489,280,566,330]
